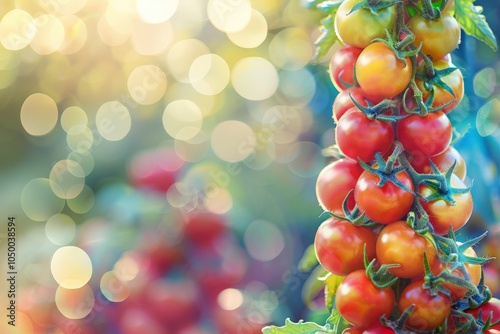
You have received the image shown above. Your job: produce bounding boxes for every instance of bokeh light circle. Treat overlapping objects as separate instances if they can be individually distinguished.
[204,187,233,214]
[96,101,131,141]
[166,39,210,83]
[211,120,256,162]
[162,99,203,140]
[474,67,496,99]
[66,184,95,214]
[66,125,94,153]
[30,14,65,55]
[137,0,179,24]
[20,93,58,136]
[0,9,37,50]
[207,0,252,33]
[189,54,230,95]
[51,246,93,289]
[244,220,285,261]
[100,271,131,302]
[231,57,278,101]
[45,214,76,246]
[128,65,168,105]
[21,178,65,221]
[55,284,94,319]
[61,106,88,132]
[287,141,324,178]
[58,15,87,54]
[227,9,268,48]
[269,27,314,70]
[130,20,173,55]
[218,288,244,311]
[278,68,316,105]
[49,160,85,199]
[476,98,500,137]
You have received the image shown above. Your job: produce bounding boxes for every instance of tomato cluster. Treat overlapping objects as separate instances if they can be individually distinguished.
[313,0,498,333]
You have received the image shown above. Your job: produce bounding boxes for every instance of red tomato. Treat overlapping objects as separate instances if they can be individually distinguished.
[408,14,461,61]
[399,281,451,331]
[336,108,394,163]
[416,60,464,114]
[376,221,437,278]
[419,173,473,235]
[333,87,382,122]
[329,45,363,91]
[410,146,467,181]
[315,158,364,213]
[335,269,395,328]
[465,298,500,331]
[314,217,377,276]
[356,42,412,99]
[430,247,482,300]
[397,111,452,162]
[354,169,414,224]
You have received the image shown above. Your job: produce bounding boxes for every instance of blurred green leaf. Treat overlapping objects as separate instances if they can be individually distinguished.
[455,0,498,51]
[301,265,329,307]
[312,2,342,62]
[323,274,344,313]
[297,244,318,272]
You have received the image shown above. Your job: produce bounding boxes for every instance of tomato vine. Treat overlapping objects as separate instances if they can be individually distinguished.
[263,0,498,333]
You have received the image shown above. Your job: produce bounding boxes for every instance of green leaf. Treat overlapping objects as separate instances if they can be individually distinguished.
[261,318,330,334]
[325,310,350,332]
[312,2,342,62]
[323,274,344,313]
[454,0,498,51]
[301,265,329,307]
[297,244,319,272]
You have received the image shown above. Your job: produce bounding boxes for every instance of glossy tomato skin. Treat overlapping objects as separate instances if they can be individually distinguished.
[416,60,464,114]
[430,246,482,300]
[397,111,452,163]
[419,173,473,235]
[408,14,461,61]
[355,42,412,99]
[314,217,377,276]
[376,221,437,278]
[398,281,452,331]
[410,146,467,181]
[333,87,382,122]
[335,0,396,48]
[316,158,364,213]
[336,108,394,163]
[465,297,500,330]
[335,269,395,328]
[354,169,414,224]
[329,45,363,91]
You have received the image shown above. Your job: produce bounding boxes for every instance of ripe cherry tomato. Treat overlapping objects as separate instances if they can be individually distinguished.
[333,87,382,122]
[416,60,464,114]
[465,298,500,330]
[430,246,482,300]
[408,14,461,61]
[316,158,364,213]
[410,146,467,181]
[396,111,452,162]
[336,108,394,162]
[356,42,412,99]
[314,217,377,276]
[329,45,363,91]
[354,169,414,224]
[419,173,473,235]
[335,0,396,48]
[376,221,437,278]
[398,281,452,331]
[335,269,395,328]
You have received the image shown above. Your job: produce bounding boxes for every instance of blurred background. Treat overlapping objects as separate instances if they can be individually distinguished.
[0,0,498,333]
